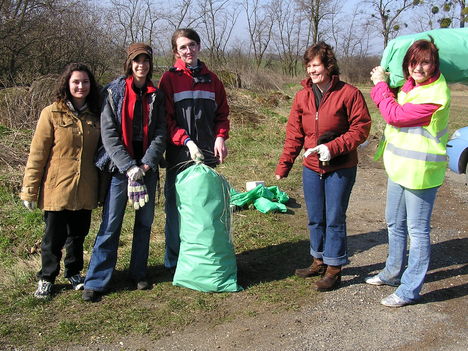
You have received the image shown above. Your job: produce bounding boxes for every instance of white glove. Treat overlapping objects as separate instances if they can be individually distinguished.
[370,66,388,85]
[126,165,145,181]
[304,144,331,162]
[23,200,37,211]
[186,140,204,163]
[127,179,149,210]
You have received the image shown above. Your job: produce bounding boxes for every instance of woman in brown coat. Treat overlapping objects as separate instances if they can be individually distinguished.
[20,63,101,298]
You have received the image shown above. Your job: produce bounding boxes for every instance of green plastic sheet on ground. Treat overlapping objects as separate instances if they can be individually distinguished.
[173,164,242,293]
[381,28,468,88]
[230,185,289,213]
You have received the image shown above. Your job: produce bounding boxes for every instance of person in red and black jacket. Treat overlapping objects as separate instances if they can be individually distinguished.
[159,28,230,269]
[275,42,371,291]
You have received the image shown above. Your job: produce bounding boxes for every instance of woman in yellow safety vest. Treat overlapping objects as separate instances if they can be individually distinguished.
[366,38,450,307]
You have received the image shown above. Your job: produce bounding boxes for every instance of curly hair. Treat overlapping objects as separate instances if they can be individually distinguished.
[303,41,340,76]
[402,37,439,80]
[55,63,100,114]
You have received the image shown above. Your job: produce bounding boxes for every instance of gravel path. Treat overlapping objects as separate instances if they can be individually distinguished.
[150,159,468,351]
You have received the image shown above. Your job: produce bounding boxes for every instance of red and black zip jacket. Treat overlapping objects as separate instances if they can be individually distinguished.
[159,59,230,169]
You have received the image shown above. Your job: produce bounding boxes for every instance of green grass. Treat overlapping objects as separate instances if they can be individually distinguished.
[0,83,466,349]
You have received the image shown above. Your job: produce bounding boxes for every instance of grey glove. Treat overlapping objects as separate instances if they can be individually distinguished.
[127,179,149,210]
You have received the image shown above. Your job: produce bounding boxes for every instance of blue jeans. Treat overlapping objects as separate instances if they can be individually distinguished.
[302,166,356,266]
[378,178,438,302]
[164,167,180,268]
[84,171,157,292]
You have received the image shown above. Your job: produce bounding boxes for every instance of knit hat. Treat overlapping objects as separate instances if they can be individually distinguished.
[127,43,153,62]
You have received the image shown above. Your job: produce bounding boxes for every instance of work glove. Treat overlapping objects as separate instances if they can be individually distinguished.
[126,165,145,181]
[304,144,331,162]
[23,200,37,211]
[370,66,388,85]
[186,140,204,163]
[127,179,149,210]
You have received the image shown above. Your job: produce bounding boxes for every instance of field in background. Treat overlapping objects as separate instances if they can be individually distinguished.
[0,80,467,349]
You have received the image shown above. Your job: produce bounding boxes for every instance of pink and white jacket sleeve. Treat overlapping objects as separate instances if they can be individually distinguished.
[370,81,439,128]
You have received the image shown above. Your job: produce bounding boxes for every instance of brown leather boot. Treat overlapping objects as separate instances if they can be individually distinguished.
[295,258,327,278]
[315,265,341,291]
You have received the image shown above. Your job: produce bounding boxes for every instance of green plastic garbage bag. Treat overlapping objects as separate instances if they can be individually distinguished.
[381,28,468,88]
[173,164,242,293]
[253,197,287,214]
[230,185,289,213]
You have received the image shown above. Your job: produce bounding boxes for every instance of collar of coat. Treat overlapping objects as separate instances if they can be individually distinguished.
[301,74,340,91]
[172,59,210,77]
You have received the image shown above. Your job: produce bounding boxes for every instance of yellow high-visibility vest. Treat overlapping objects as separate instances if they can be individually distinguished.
[383,74,451,189]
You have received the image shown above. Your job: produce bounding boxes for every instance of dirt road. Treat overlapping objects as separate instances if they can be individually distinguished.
[149,141,468,351]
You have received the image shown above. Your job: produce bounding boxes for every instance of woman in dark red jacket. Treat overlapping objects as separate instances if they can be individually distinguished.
[276,42,371,291]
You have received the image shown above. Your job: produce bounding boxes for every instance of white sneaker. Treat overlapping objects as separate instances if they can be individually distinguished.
[365,275,386,285]
[34,280,53,299]
[380,293,410,308]
[365,275,399,287]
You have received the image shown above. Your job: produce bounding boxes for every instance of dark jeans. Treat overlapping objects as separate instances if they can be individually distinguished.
[38,209,92,282]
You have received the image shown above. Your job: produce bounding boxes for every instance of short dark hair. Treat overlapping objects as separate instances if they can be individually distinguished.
[55,63,100,114]
[402,37,439,80]
[171,28,201,54]
[303,41,340,76]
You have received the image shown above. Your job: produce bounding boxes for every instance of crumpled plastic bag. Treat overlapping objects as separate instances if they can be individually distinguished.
[230,184,289,213]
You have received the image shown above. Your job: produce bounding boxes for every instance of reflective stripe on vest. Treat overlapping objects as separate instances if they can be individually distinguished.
[386,142,447,162]
[383,74,450,189]
[399,126,448,144]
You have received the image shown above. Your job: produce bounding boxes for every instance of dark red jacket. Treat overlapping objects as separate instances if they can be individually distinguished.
[276,76,371,177]
[159,59,229,168]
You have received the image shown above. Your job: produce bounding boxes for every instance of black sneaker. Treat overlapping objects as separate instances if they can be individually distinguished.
[34,280,53,299]
[82,289,100,302]
[68,274,85,290]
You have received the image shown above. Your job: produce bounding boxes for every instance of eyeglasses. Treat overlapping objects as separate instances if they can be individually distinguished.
[178,42,198,53]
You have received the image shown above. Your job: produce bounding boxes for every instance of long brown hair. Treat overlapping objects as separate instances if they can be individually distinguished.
[55,63,100,114]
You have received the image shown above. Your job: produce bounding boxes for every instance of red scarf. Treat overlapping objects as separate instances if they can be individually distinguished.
[121,76,156,158]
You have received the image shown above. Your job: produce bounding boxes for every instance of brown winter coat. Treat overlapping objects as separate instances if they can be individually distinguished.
[20,101,100,211]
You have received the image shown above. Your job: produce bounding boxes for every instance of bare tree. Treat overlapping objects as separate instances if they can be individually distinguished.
[0,0,116,84]
[363,0,423,48]
[270,0,304,76]
[242,0,274,69]
[196,0,239,67]
[329,4,376,83]
[429,0,466,28]
[295,0,341,47]
[162,0,200,31]
[108,0,164,50]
